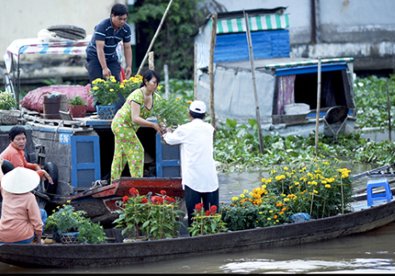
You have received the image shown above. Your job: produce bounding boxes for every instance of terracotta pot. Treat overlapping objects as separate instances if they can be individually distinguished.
[69,105,87,118]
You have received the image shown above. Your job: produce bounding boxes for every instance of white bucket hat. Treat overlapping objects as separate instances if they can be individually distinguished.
[1,167,40,194]
[189,100,206,114]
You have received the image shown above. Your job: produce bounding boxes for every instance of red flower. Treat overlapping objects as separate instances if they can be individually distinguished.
[122,195,129,203]
[164,196,176,203]
[195,202,204,211]
[209,205,218,215]
[205,210,210,216]
[141,197,148,204]
[160,190,167,195]
[129,187,139,197]
[151,196,164,205]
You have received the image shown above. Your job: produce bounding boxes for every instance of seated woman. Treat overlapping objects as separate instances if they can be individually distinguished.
[0,126,57,196]
[0,163,45,244]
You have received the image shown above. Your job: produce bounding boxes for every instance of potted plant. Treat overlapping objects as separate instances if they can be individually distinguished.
[90,75,142,119]
[0,91,20,125]
[68,95,87,118]
[113,188,184,241]
[45,203,106,244]
[188,203,227,236]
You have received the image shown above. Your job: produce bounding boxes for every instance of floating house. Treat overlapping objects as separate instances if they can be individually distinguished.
[194,7,356,135]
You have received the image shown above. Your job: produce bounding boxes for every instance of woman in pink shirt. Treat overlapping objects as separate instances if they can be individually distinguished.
[0,162,43,244]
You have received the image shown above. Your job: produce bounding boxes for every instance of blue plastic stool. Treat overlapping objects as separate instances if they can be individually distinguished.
[366,178,393,207]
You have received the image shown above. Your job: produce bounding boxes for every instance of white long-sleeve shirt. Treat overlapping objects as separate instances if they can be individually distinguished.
[163,119,218,193]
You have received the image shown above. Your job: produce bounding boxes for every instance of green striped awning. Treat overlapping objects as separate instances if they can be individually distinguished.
[214,14,289,34]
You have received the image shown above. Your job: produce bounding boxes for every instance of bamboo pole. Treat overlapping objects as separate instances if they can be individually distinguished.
[244,11,264,153]
[148,51,154,70]
[209,14,217,129]
[386,81,392,141]
[314,58,322,154]
[136,0,174,75]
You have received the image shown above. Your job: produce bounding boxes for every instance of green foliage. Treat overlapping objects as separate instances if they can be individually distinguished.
[45,203,106,244]
[188,204,227,236]
[153,95,190,128]
[68,95,86,106]
[0,91,17,110]
[130,0,206,79]
[353,74,395,128]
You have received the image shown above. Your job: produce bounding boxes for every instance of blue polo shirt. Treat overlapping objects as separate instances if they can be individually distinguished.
[86,18,131,62]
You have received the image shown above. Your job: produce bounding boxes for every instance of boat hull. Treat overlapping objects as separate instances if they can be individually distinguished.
[1,199,394,268]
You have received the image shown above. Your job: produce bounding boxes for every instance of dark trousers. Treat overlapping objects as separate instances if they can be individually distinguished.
[86,57,125,109]
[86,56,121,83]
[184,185,219,227]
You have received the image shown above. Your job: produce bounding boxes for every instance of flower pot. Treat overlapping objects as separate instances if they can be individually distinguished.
[96,104,117,119]
[69,105,87,118]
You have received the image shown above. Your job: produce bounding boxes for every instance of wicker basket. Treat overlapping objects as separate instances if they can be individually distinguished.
[0,110,21,125]
[59,232,80,244]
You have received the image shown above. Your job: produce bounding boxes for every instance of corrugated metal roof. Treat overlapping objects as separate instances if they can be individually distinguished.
[214,13,289,34]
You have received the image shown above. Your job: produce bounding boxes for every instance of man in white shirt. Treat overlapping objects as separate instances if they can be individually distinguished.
[163,100,219,227]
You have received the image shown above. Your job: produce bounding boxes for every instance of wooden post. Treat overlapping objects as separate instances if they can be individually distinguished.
[209,14,217,129]
[137,0,174,75]
[314,58,322,154]
[244,11,264,154]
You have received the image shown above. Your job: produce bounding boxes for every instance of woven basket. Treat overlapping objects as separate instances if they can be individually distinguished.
[0,110,21,125]
[59,232,80,244]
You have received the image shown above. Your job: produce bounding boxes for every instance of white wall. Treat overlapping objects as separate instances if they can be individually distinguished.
[0,0,126,60]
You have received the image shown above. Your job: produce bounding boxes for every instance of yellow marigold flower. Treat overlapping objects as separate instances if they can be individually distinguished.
[269,210,273,213]
[267,218,272,221]
[294,181,300,186]
[92,86,99,90]
[313,189,318,194]
[283,166,289,171]
[231,196,239,201]
[109,88,114,92]
[325,184,331,189]
[275,175,286,181]
[261,184,267,190]
[240,194,245,198]
[243,189,249,194]
[273,214,278,219]
[284,198,290,202]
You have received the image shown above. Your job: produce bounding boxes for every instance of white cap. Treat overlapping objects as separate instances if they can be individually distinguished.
[1,167,40,194]
[189,100,206,114]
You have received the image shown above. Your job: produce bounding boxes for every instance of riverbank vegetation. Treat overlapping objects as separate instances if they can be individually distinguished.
[168,74,395,173]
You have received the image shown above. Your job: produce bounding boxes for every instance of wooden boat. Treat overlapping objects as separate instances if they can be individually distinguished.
[0,194,394,268]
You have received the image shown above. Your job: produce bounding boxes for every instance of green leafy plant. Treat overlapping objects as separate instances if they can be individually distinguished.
[153,95,190,128]
[0,91,17,110]
[68,95,86,106]
[45,203,106,244]
[113,188,184,240]
[188,203,227,236]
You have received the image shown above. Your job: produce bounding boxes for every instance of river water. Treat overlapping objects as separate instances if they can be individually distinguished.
[1,171,395,274]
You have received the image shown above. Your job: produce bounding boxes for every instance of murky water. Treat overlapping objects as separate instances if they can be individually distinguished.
[1,170,394,274]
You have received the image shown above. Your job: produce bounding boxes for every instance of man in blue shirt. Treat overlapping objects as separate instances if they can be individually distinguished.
[86,3,133,107]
